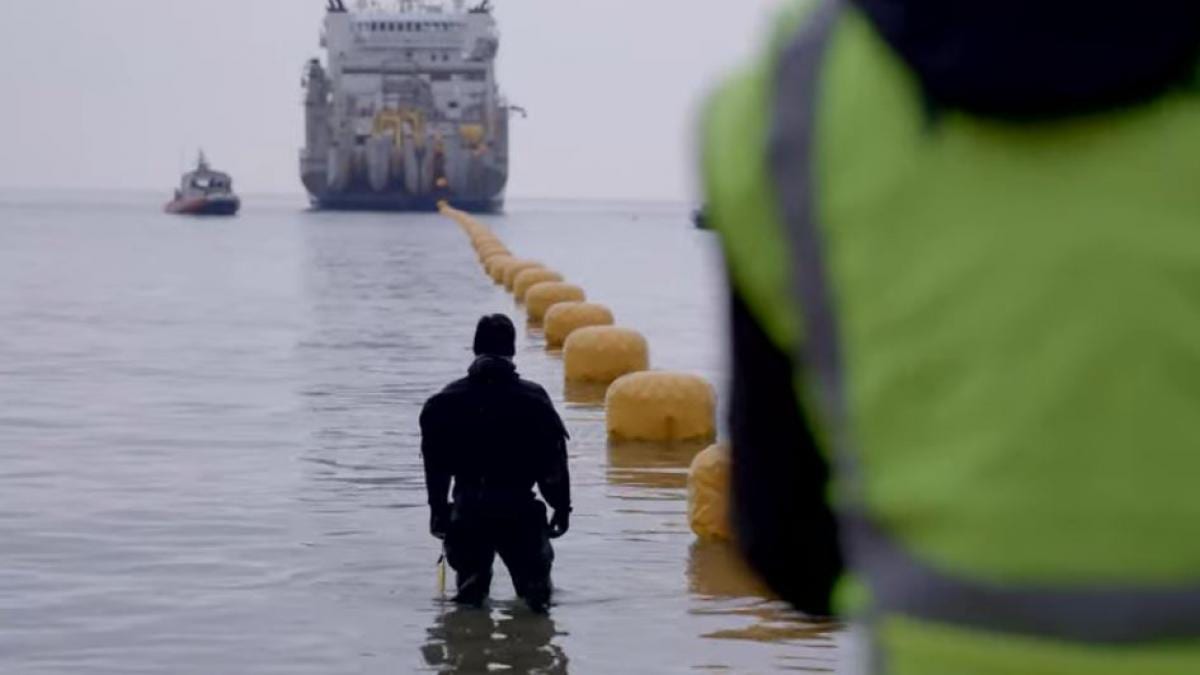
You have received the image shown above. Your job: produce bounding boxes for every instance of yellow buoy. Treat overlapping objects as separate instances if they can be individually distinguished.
[544,303,615,350]
[606,371,716,443]
[487,256,519,284]
[480,250,512,270]
[525,283,586,323]
[503,261,544,292]
[476,243,509,262]
[688,444,732,541]
[472,235,503,251]
[513,269,565,302]
[563,326,649,383]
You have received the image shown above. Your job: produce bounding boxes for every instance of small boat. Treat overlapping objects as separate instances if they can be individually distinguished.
[165,152,241,216]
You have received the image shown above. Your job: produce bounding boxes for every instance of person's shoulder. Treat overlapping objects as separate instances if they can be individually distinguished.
[515,378,568,437]
[439,376,474,395]
[515,378,564,419]
[515,378,553,402]
[422,377,472,414]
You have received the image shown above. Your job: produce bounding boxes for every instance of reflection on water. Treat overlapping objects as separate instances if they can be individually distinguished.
[422,604,568,675]
[689,539,840,667]
[607,439,709,491]
[689,538,771,600]
[562,380,610,406]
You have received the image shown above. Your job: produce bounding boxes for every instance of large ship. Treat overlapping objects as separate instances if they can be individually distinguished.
[301,0,510,212]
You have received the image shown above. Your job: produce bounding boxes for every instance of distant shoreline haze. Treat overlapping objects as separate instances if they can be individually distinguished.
[0,0,779,203]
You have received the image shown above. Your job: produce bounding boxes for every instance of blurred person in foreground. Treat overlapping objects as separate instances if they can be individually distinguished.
[420,315,571,613]
[701,0,1200,672]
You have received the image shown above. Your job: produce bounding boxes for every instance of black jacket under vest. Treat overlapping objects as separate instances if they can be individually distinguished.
[420,356,571,515]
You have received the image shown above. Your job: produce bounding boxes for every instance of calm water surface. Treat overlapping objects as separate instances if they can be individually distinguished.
[0,193,850,673]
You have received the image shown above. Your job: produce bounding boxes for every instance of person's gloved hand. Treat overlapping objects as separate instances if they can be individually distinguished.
[430,504,451,540]
[548,508,571,539]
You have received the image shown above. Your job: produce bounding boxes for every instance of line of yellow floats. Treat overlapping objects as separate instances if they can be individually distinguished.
[437,203,733,541]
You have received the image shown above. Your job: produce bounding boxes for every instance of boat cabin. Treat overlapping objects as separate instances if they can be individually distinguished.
[177,154,234,199]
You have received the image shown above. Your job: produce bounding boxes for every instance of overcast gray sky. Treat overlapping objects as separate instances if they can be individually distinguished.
[0,0,783,201]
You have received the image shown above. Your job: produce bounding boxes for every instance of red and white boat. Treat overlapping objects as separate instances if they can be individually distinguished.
[165,152,241,216]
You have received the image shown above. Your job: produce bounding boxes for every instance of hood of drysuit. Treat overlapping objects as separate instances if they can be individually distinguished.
[468,355,518,384]
[853,0,1200,119]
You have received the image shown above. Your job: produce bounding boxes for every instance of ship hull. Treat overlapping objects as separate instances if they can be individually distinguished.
[307,191,503,213]
[164,195,241,217]
[301,160,508,214]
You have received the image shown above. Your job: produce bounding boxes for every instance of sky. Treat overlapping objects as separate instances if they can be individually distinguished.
[0,0,785,202]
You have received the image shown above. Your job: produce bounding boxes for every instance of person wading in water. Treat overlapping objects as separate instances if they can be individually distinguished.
[420,314,572,613]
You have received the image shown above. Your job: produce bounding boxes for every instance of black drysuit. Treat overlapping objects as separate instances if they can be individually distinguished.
[420,356,571,608]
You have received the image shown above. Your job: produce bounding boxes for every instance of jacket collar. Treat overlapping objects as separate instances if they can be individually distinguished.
[468,355,518,383]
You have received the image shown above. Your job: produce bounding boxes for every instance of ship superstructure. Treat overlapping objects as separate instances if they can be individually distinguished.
[301,0,509,212]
